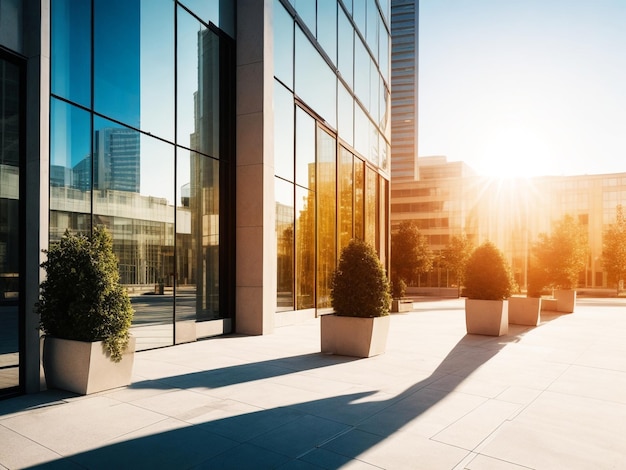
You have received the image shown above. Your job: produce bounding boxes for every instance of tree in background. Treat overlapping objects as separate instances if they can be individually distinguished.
[391,221,434,287]
[441,234,474,297]
[533,214,588,290]
[602,205,626,294]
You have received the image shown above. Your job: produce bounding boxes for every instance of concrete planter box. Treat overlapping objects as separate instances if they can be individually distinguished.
[321,314,390,358]
[43,336,136,395]
[541,298,557,311]
[465,299,508,336]
[508,297,541,326]
[391,299,413,313]
[555,289,576,313]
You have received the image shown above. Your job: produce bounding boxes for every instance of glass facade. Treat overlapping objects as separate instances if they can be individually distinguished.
[0,54,22,395]
[274,0,391,313]
[50,0,235,350]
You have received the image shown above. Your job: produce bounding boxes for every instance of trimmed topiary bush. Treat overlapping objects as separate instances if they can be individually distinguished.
[330,239,391,317]
[391,277,407,300]
[37,226,134,362]
[464,241,515,301]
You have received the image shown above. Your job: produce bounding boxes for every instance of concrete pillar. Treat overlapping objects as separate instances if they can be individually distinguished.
[235,0,276,334]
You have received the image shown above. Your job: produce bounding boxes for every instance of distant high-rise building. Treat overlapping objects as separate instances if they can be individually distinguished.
[94,127,140,193]
[391,0,419,181]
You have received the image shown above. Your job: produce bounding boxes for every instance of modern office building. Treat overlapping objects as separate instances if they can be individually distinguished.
[0,0,392,397]
[391,156,626,291]
[390,0,419,182]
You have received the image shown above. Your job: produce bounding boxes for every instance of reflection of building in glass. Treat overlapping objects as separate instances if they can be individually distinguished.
[94,127,140,192]
[391,156,626,289]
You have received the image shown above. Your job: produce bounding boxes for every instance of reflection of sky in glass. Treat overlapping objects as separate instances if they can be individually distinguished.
[50,98,90,169]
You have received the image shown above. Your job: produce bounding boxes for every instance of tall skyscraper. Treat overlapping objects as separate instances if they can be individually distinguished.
[391,0,419,181]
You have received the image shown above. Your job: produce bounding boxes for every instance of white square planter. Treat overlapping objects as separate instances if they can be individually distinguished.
[391,299,413,313]
[43,336,136,395]
[508,297,541,326]
[320,315,390,358]
[555,289,576,313]
[465,299,508,336]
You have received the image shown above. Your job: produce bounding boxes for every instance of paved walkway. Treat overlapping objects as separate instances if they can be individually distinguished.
[1,298,626,469]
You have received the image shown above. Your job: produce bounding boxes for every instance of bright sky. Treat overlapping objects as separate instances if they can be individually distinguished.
[418,0,626,177]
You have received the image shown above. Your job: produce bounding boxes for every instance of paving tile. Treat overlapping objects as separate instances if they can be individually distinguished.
[299,447,380,469]
[128,388,224,421]
[548,364,626,404]
[0,424,68,469]
[0,396,166,455]
[249,414,350,458]
[193,443,291,469]
[431,398,521,450]
[464,453,532,469]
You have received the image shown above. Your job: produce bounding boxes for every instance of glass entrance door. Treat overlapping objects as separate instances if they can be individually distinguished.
[0,55,22,396]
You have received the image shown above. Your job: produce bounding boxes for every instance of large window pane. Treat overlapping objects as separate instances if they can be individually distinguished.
[338,82,354,147]
[316,128,336,309]
[94,0,141,129]
[354,157,364,240]
[354,103,369,158]
[0,57,21,393]
[274,0,294,89]
[366,0,378,56]
[49,98,92,238]
[296,107,315,189]
[295,27,337,129]
[93,116,175,351]
[275,178,294,311]
[338,147,353,254]
[296,187,315,309]
[338,8,354,90]
[294,0,316,34]
[365,166,378,248]
[354,36,369,109]
[180,0,235,38]
[317,0,337,65]
[176,149,222,326]
[274,80,294,181]
[178,7,221,157]
[51,0,91,107]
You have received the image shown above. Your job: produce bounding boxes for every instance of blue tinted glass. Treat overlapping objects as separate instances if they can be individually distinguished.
[51,0,91,107]
[94,0,140,128]
[354,36,369,109]
[294,0,316,34]
[353,0,365,37]
[317,0,337,65]
[295,27,337,129]
[274,0,294,89]
[50,98,91,188]
[380,24,389,84]
[366,0,378,55]
[354,103,369,158]
[338,7,353,90]
[178,6,221,157]
[274,80,294,181]
[338,83,353,147]
[370,62,379,122]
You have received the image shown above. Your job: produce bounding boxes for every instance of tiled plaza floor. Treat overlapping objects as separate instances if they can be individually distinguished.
[1,297,626,469]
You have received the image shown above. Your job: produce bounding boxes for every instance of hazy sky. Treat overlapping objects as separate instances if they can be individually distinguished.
[418,0,626,177]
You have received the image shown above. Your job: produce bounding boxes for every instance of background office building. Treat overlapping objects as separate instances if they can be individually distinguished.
[391,156,626,291]
[0,0,392,397]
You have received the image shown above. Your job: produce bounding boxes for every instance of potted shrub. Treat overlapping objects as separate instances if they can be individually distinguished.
[532,214,588,313]
[464,242,515,336]
[321,239,391,357]
[390,277,412,313]
[37,226,135,394]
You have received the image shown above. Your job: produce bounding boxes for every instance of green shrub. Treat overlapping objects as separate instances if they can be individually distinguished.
[331,239,391,317]
[464,242,515,301]
[37,226,134,361]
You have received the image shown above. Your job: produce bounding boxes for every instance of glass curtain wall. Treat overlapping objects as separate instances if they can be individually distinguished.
[49,0,234,350]
[0,55,22,395]
[273,0,391,313]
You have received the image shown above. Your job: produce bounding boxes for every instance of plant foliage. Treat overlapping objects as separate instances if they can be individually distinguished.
[391,221,434,285]
[391,277,407,299]
[602,205,626,293]
[533,214,588,290]
[441,234,474,294]
[38,226,134,361]
[464,242,515,300]
[331,239,391,317]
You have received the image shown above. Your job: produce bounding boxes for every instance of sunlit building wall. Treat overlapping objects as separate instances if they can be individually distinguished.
[390,156,626,290]
[0,0,393,396]
[390,0,419,181]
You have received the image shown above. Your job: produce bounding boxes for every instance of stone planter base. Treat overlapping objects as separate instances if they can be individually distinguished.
[555,289,576,313]
[391,299,413,313]
[509,297,541,326]
[465,299,508,336]
[43,336,136,395]
[321,314,390,358]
